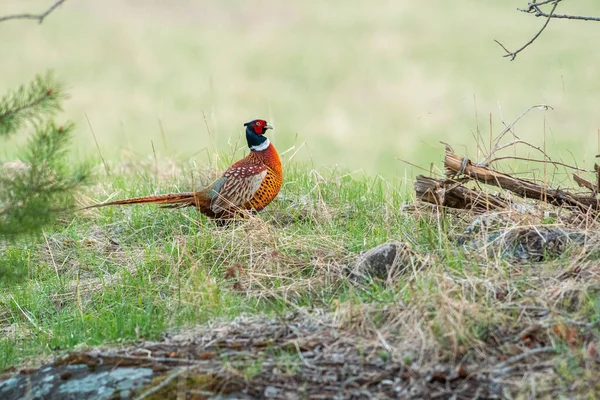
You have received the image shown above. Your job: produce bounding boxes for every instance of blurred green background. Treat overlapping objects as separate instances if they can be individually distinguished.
[1,0,599,179]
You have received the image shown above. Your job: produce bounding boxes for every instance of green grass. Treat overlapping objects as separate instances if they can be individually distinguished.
[2,156,600,396]
[0,160,409,369]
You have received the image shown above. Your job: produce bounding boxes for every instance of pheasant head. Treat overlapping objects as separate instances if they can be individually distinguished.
[244,119,273,152]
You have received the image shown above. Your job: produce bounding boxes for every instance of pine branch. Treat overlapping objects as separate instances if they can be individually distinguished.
[0,72,66,137]
[0,119,90,238]
[0,73,90,239]
[24,122,74,168]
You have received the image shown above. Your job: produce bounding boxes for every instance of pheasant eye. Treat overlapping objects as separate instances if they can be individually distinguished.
[255,121,261,126]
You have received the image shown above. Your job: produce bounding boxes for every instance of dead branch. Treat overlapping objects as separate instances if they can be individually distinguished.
[486,156,589,173]
[576,164,600,193]
[0,0,67,24]
[522,1,600,22]
[596,164,600,193]
[573,174,596,192]
[414,175,509,212]
[479,104,553,166]
[491,346,557,376]
[495,0,560,61]
[444,146,600,213]
[496,1,600,61]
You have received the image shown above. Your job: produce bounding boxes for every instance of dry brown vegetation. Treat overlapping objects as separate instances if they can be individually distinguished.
[4,148,600,398]
[2,96,600,399]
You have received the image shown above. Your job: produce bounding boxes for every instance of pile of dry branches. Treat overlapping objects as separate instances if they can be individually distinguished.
[414,107,600,223]
[415,145,600,217]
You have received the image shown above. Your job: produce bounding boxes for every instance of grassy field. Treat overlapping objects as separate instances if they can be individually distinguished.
[2,155,600,397]
[0,157,407,367]
[3,1,600,398]
[1,1,600,177]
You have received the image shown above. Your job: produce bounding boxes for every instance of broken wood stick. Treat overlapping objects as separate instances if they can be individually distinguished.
[414,175,509,212]
[443,146,600,213]
[596,163,600,193]
[573,174,596,192]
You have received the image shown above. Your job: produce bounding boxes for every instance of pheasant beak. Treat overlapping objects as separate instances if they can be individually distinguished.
[264,124,273,130]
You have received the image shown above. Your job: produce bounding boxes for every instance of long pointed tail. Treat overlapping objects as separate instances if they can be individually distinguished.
[86,192,198,210]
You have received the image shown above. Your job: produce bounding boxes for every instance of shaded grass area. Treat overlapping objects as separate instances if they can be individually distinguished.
[2,159,600,397]
[0,160,408,370]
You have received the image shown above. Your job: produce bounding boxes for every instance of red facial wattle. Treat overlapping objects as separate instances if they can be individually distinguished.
[253,120,264,134]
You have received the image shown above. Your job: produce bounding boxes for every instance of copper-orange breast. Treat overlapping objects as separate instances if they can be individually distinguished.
[246,143,282,211]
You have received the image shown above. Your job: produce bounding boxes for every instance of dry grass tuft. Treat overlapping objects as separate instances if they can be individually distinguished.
[201,215,351,301]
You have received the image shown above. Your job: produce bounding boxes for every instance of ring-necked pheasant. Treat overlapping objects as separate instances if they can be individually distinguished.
[87,119,282,219]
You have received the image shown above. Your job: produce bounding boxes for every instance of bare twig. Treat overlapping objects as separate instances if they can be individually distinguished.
[479,104,553,166]
[157,118,168,150]
[0,0,67,24]
[487,139,550,164]
[43,231,60,280]
[85,113,110,176]
[485,155,591,173]
[151,140,158,176]
[492,346,557,376]
[521,0,558,8]
[522,1,600,22]
[397,157,445,176]
[496,1,600,60]
[595,164,600,195]
[495,0,560,61]
[10,295,46,334]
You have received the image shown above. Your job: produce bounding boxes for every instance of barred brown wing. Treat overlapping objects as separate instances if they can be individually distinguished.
[210,163,268,214]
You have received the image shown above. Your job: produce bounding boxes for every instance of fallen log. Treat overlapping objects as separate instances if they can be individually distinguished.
[414,175,509,212]
[443,146,600,213]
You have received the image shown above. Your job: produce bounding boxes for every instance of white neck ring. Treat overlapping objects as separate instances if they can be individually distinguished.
[250,137,270,152]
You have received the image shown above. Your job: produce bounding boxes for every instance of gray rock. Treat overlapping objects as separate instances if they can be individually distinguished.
[350,241,425,282]
[264,386,280,397]
[459,226,589,262]
[0,365,154,400]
